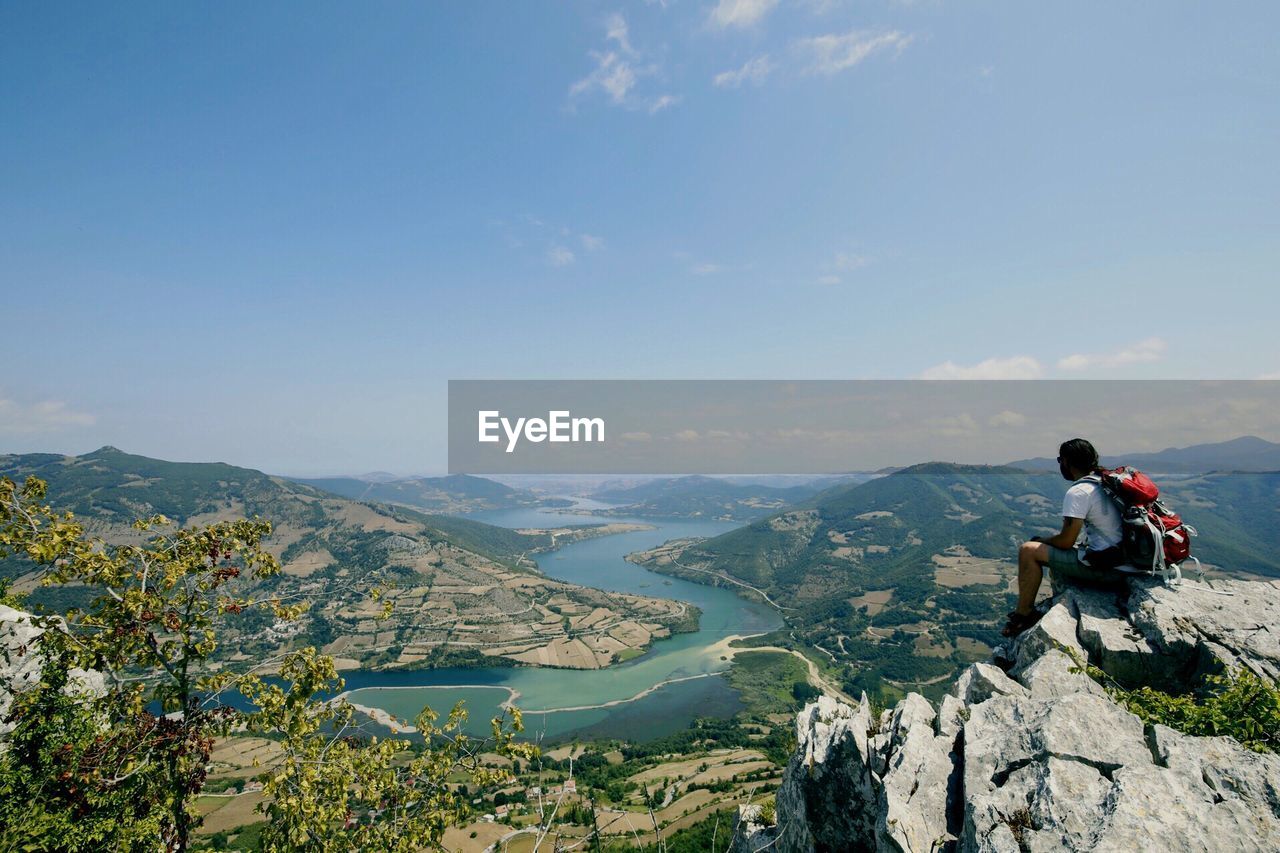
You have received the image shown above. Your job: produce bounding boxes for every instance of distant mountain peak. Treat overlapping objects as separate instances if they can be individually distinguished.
[356,471,400,483]
[1214,434,1273,447]
[892,461,1013,477]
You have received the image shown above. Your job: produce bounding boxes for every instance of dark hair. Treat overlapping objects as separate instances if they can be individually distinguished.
[1058,438,1100,473]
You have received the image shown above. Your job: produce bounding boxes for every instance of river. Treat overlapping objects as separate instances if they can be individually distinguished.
[341,500,781,743]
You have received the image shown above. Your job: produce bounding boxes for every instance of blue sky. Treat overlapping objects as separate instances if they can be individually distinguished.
[2,2,1278,474]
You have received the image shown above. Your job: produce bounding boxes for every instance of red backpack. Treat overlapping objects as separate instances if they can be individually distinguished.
[1094,466,1199,582]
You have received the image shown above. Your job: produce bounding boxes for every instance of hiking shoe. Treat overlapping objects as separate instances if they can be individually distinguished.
[1000,610,1043,638]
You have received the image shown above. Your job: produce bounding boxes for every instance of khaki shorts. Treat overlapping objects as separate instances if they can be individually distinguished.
[1046,546,1125,590]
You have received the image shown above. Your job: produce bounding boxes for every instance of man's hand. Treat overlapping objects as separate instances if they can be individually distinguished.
[1039,517,1085,551]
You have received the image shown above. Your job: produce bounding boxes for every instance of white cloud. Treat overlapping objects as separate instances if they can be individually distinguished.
[547,246,576,267]
[647,93,680,114]
[817,251,869,284]
[672,429,701,442]
[713,55,775,88]
[1257,372,1280,380]
[988,410,1028,428]
[709,0,779,29]
[0,393,96,433]
[605,12,634,55]
[919,356,1044,380]
[691,262,724,275]
[924,413,980,437]
[796,29,913,76]
[1056,338,1167,372]
[833,252,868,271]
[569,16,677,115]
[570,51,638,104]
[501,217,604,261]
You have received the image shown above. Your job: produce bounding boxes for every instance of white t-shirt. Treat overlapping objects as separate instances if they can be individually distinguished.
[1063,476,1123,552]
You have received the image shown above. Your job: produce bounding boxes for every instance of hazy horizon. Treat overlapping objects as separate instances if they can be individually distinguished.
[8,429,1279,482]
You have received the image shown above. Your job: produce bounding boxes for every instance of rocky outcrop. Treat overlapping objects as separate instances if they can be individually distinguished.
[0,603,47,740]
[733,577,1280,852]
[0,605,105,744]
[1128,579,1280,682]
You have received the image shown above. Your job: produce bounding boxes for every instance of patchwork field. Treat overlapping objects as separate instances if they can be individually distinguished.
[441,743,781,851]
[850,588,894,615]
[931,546,1016,589]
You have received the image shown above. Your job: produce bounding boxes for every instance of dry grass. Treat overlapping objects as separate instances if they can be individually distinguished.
[913,633,955,658]
[956,636,991,655]
[281,547,333,577]
[629,749,765,785]
[209,737,282,775]
[850,588,894,616]
[195,791,267,834]
[441,820,511,852]
[932,553,1013,588]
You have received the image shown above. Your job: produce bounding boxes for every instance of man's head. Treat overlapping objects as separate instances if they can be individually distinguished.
[1057,438,1100,481]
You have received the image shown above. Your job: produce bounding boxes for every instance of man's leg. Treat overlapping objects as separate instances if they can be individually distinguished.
[1016,541,1051,615]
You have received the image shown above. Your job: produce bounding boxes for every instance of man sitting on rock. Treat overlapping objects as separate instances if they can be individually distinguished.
[1002,438,1125,637]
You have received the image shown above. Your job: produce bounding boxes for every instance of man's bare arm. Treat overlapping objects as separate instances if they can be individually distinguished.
[1033,516,1084,550]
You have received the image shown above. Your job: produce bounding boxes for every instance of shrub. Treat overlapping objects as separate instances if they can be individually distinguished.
[1114,668,1280,753]
[0,475,536,851]
[1069,644,1280,754]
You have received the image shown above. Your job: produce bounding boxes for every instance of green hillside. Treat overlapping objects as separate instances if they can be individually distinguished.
[0,448,551,564]
[0,449,689,672]
[0,446,310,524]
[686,463,1060,587]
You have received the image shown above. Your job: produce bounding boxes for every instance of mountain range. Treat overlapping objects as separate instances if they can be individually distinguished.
[1007,435,1280,473]
[591,474,832,522]
[290,472,571,514]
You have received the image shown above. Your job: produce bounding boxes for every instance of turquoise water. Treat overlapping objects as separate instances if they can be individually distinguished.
[343,502,781,742]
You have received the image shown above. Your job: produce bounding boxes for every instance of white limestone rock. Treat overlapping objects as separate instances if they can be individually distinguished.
[1009,602,1085,678]
[756,577,1280,853]
[878,693,958,852]
[1149,723,1280,845]
[1067,585,1180,689]
[730,803,775,853]
[1128,577,1280,681]
[952,663,1027,705]
[1015,648,1108,699]
[962,692,1154,851]
[938,693,967,741]
[1,605,106,745]
[768,695,879,852]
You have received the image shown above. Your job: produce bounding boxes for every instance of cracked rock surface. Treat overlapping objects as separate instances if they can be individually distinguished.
[733,577,1280,852]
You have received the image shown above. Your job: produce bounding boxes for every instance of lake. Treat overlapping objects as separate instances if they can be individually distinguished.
[342,501,781,743]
